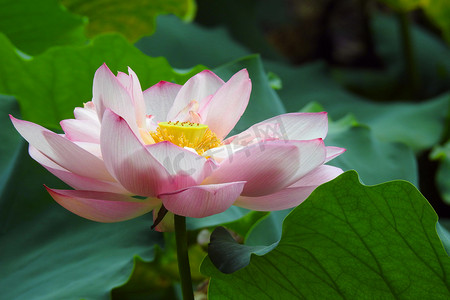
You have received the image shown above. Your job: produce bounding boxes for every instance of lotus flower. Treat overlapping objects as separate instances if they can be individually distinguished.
[10,64,345,231]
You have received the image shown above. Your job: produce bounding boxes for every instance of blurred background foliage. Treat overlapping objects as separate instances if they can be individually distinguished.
[0,0,449,299]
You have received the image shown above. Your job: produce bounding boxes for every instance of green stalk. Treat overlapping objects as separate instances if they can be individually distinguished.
[174,214,194,300]
[398,11,420,99]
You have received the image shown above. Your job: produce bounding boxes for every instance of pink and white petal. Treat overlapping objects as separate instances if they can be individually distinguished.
[167,70,224,121]
[145,115,159,131]
[234,165,343,211]
[101,109,172,197]
[29,145,65,171]
[290,139,327,180]
[128,67,147,128]
[60,119,101,143]
[203,141,301,197]
[143,81,182,122]
[234,186,316,211]
[194,94,213,122]
[159,181,246,218]
[11,116,114,181]
[145,141,217,192]
[43,132,114,180]
[116,71,131,88]
[92,64,139,135]
[325,146,346,163]
[73,106,100,123]
[46,187,160,222]
[225,112,329,145]
[72,142,102,158]
[203,69,252,139]
[29,146,126,193]
[51,169,127,194]
[203,143,246,163]
[171,100,200,122]
[292,165,344,187]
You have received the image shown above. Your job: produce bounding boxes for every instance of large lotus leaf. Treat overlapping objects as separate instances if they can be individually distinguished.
[0,0,86,55]
[61,0,196,42]
[0,32,204,129]
[202,171,450,299]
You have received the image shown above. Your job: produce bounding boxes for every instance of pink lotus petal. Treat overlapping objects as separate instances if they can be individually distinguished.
[92,63,139,135]
[143,81,182,122]
[73,141,102,158]
[60,119,101,143]
[291,165,344,187]
[325,146,346,163]
[101,109,173,197]
[203,69,251,139]
[234,165,343,211]
[225,112,329,145]
[73,106,100,123]
[171,100,200,122]
[159,181,246,218]
[44,132,114,180]
[236,186,317,211]
[145,141,217,190]
[196,94,213,121]
[116,69,146,128]
[167,70,224,121]
[116,71,131,88]
[203,143,246,163]
[206,139,327,196]
[29,145,65,171]
[204,140,301,197]
[127,67,147,128]
[11,116,114,182]
[290,139,327,180]
[46,187,160,222]
[30,146,128,194]
[11,64,346,228]
[144,116,159,133]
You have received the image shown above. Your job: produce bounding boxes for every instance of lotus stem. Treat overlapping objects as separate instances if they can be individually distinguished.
[174,214,194,300]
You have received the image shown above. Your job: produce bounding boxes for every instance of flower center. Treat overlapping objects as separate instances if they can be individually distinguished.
[150,121,221,155]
